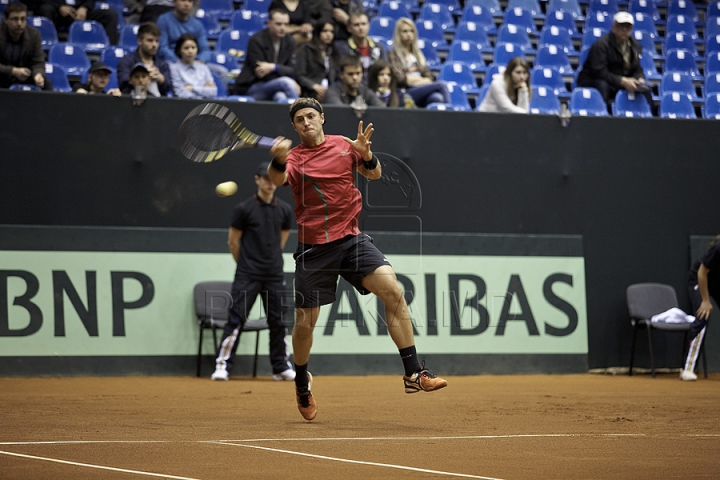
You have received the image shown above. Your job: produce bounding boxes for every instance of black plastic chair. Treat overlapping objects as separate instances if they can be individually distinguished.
[193,281,269,378]
[627,283,707,378]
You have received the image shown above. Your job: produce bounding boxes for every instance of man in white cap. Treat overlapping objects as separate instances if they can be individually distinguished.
[577,11,650,110]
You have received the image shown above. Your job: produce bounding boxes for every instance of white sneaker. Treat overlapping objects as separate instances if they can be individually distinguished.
[211,369,229,381]
[272,369,296,381]
[680,370,697,381]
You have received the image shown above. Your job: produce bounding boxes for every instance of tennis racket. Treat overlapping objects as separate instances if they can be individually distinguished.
[177,103,276,163]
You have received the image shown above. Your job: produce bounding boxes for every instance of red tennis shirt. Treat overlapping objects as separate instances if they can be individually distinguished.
[286,135,363,245]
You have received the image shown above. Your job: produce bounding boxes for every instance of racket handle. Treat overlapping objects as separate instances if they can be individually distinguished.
[256,136,276,150]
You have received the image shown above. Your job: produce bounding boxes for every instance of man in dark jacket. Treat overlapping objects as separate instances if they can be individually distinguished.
[232,9,300,101]
[577,11,650,106]
[37,0,119,45]
[117,22,172,96]
[324,55,383,108]
[0,2,52,90]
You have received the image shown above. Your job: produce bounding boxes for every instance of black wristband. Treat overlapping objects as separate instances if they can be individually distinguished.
[363,156,378,170]
[271,158,286,172]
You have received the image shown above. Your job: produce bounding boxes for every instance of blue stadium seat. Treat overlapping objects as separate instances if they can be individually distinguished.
[612,89,652,117]
[243,0,271,14]
[461,6,497,34]
[507,0,543,18]
[369,16,397,45]
[454,22,492,51]
[432,0,462,14]
[216,30,251,56]
[210,51,242,77]
[535,44,574,75]
[68,20,109,54]
[585,11,613,34]
[707,34,720,56]
[101,47,127,69]
[547,0,583,19]
[703,92,720,118]
[539,25,576,56]
[503,7,537,35]
[531,66,570,97]
[484,63,506,79]
[415,20,448,51]
[227,95,256,102]
[119,24,139,52]
[637,52,661,81]
[529,86,561,114]
[666,15,700,43]
[708,52,720,75]
[493,41,527,65]
[586,0,618,17]
[664,32,699,58]
[581,27,606,50]
[201,0,234,20]
[667,0,699,24]
[212,73,227,99]
[544,10,578,37]
[474,83,491,106]
[496,24,534,52]
[196,9,222,40]
[378,1,412,20]
[417,39,442,70]
[628,0,660,22]
[665,48,703,80]
[659,91,697,118]
[419,3,455,32]
[708,2,720,21]
[708,17,720,40]
[44,63,72,92]
[633,29,660,59]
[48,43,91,77]
[569,87,609,116]
[29,16,58,50]
[446,81,473,110]
[231,10,264,35]
[706,73,720,95]
[9,84,42,91]
[438,61,482,93]
[447,40,487,72]
[660,71,702,101]
[465,0,503,18]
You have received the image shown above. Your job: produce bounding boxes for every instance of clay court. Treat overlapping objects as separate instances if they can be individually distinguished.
[1,373,719,479]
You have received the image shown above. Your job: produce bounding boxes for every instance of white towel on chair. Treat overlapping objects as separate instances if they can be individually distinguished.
[651,307,695,324]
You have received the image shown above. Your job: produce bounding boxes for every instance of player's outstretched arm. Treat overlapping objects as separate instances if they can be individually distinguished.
[345,121,382,180]
[269,137,292,186]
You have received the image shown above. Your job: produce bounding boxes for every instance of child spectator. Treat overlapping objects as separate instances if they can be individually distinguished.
[73,61,121,96]
[368,59,410,108]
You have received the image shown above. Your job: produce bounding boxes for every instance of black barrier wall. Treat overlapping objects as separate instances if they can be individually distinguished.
[1,90,719,372]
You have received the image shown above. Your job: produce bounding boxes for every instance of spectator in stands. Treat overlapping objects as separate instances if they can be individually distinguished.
[368,59,410,108]
[37,0,119,45]
[141,0,174,23]
[170,32,217,98]
[329,0,361,42]
[295,21,338,101]
[307,0,333,31]
[477,56,531,113]
[335,11,386,79]
[388,17,450,107]
[128,62,152,104]
[232,9,300,101]
[576,11,650,108]
[157,0,227,80]
[0,2,52,91]
[680,235,720,382]
[117,22,172,96]
[72,61,121,95]
[324,55,383,108]
[268,0,313,47]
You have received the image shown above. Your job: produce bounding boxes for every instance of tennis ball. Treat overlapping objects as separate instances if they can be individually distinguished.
[215,181,238,197]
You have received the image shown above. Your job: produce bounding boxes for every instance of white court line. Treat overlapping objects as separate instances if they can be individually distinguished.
[209,433,649,443]
[212,441,504,480]
[0,440,171,446]
[0,450,201,480]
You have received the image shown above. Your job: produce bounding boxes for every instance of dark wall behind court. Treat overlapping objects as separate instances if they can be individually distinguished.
[1,90,719,371]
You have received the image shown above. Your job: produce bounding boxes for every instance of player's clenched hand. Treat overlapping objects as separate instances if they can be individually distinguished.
[343,121,374,160]
[270,137,292,164]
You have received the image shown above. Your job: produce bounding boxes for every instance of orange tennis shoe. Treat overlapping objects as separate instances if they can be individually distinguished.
[403,362,448,394]
[296,372,317,421]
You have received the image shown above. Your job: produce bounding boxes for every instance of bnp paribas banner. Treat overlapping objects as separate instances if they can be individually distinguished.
[0,227,587,363]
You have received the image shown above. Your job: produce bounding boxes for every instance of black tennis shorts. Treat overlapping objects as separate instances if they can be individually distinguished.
[293,234,391,308]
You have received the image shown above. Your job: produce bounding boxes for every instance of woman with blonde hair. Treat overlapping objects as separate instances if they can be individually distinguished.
[477,56,531,113]
[388,17,450,107]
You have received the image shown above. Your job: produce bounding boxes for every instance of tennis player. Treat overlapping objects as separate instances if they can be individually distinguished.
[269,97,447,421]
